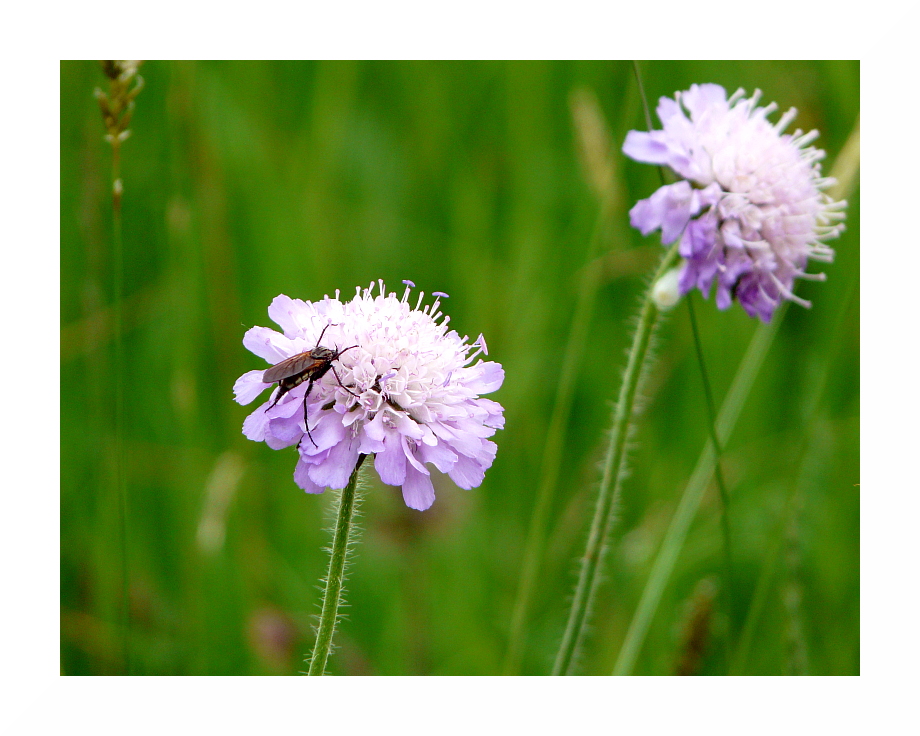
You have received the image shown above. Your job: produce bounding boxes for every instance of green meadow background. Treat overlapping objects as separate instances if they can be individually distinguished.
[60,60,859,676]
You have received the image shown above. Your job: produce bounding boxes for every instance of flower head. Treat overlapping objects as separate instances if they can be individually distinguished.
[623,84,847,322]
[234,280,505,511]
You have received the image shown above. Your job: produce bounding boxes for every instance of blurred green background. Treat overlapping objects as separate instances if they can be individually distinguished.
[60,60,859,675]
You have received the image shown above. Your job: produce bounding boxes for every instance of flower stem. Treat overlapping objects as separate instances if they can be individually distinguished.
[685,291,736,661]
[307,454,367,676]
[552,243,679,676]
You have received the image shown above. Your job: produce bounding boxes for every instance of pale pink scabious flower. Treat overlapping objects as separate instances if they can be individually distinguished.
[233,280,504,511]
[623,84,847,322]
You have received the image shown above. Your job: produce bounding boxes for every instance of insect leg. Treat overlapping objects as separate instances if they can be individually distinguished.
[302,378,319,447]
[331,364,361,398]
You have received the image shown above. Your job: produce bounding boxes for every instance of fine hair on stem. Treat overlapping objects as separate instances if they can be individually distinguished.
[553,243,679,675]
[306,454,367,675]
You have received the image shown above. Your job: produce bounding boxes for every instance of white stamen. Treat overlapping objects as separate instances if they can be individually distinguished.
[739,238,771,251]
[800,148,825,164]
[774,108,798,134]
[760,101,778,118]
[795,270,826,281]
[793,129,820,148]
[769,272,811,308]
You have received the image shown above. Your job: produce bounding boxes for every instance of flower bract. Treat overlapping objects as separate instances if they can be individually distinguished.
[234,281,504,511]
[623,84,847,322]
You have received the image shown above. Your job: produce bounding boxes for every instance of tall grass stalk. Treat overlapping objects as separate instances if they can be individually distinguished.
[95,61,143,673]
[307,455,367,675]
[612,308,783,675]
[634,59,739,663]
[552,243,679,676]
[685,292,736,660]
[612,116,860,676]
[733,270,857,673]
[112,154,129,673]
[503,88,624,674]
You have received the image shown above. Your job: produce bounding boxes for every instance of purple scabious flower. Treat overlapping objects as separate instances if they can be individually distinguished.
[233,280,505,511]
[623,84,847,322]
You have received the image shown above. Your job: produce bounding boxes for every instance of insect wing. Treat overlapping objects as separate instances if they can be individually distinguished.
[263,353,324,383]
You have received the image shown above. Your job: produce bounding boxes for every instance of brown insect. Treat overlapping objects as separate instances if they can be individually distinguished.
[263,324,359,447]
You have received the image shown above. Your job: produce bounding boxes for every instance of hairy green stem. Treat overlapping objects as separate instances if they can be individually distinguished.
[552,243,679,676]
[307,455,367,676]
